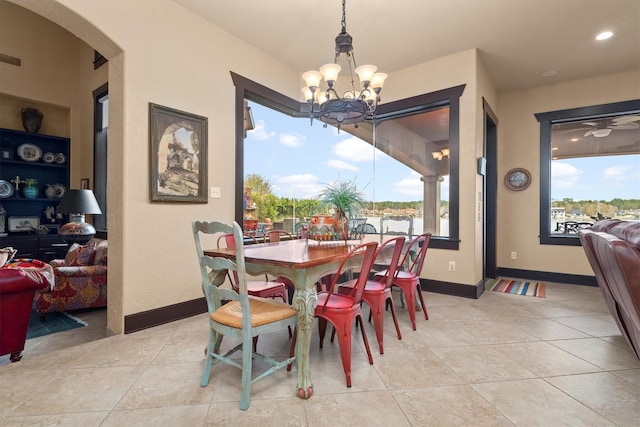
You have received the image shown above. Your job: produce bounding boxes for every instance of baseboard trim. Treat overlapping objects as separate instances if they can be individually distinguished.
[125,269,595,333]
[421,278,484,299]
[124,297,207,334]
[497,268,597,287]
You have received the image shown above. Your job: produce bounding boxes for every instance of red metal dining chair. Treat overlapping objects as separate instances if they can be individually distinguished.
[338,236,405,354]
[288,241,378,387]
[375,233,431,330]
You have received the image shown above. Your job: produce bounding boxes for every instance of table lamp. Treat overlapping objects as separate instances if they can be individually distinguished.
[57,189,102,244]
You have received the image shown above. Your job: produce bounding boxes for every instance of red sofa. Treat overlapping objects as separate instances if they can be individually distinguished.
[579,219,640,359]
[0,263,53,362]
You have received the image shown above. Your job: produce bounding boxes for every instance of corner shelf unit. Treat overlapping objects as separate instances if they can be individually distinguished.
[0,128,70,235]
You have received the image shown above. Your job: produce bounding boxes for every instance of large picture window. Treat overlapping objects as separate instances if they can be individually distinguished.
[232,73,463,249]
[536,100,640,245]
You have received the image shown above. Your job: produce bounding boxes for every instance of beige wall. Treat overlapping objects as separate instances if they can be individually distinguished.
[4,0,638,334]
[496,70,640,276]
[7,0,302,333]
[384,49,488,288]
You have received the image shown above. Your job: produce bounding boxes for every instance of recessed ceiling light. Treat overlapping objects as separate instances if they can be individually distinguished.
[541,70,558,77]
[570,138,579,142]
[596,31,613,41]
[552,147,559,151]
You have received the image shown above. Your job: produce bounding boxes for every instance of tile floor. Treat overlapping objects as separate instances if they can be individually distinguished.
[1,282,640,426]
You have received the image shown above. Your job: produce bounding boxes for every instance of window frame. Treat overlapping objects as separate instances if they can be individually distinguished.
[535,99,640,246]
[231,72,464,250]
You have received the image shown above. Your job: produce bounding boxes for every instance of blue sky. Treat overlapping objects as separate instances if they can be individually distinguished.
[552,156,640,201]
[245,102,638,203]
[244,102,446,202]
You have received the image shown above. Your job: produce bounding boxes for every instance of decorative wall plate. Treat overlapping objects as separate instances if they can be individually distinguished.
[504,168,532,191]
[17,143,42,162]
[0,180,14,198]
[42,152,56,163]
[55,152,66,164]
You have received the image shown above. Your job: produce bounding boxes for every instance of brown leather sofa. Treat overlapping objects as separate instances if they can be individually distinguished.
[579,219,640,359]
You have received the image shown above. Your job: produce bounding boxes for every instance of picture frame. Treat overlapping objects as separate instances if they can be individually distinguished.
[149,103,208,203]
[80,178,89,190]
[504,167,531,191]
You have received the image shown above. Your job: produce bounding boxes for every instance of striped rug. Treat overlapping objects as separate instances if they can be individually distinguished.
[486,278,546,298]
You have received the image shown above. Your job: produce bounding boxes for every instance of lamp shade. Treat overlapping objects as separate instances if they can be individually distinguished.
[57,189,102,215]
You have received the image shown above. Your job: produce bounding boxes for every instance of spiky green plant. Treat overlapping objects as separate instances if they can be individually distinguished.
[316,178,367,219]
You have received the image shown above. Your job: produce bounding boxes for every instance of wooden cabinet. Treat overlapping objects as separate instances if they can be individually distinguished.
[0,128,70,254]
[0,234,69,262]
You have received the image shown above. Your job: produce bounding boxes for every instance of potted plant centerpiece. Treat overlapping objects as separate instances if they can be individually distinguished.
[315,179,367,240]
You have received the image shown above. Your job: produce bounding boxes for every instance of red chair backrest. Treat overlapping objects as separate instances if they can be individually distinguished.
[401,233,431,276]
[374,236,405,289]
[321,241,378,308]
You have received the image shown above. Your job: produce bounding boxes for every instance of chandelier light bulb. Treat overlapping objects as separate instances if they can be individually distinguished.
[371,73,387,90]
[316,91,328,104]
[355,64,377,85]
[319,63,341,83]
[301,87,314,102]
[302,70,323,89]
[440,148,450,157]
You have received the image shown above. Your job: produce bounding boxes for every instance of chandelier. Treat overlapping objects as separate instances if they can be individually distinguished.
[301,0,387,131]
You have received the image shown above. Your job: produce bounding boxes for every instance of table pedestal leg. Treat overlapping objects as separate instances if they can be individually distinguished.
[292,284,316,399]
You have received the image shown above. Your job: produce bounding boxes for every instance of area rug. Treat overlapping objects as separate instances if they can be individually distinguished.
[26,310,87,340]
[486,278,546,298]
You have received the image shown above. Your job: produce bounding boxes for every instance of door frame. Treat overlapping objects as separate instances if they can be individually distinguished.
[483,98,498,279]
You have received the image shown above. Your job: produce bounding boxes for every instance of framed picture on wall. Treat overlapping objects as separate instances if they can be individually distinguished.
[149,103,208,203]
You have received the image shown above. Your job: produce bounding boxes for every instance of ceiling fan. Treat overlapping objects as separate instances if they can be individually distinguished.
[583,115,640,137]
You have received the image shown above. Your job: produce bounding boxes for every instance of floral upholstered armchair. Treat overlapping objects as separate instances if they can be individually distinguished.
[36,240,107,318]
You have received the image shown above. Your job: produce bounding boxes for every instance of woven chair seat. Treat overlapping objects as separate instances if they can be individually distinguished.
[211,298,297,328]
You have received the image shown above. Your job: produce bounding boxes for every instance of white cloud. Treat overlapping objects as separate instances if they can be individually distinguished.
[327,159,358,171]
[552,162,582,189]
[393,171,423,196]
[603,165,640,182]
[248,120,275,141]
[332,137,384,162]
[279,132,305,148]
[272,174,323,198]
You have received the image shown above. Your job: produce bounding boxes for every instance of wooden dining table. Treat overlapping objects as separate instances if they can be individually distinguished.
[204,238,370,399]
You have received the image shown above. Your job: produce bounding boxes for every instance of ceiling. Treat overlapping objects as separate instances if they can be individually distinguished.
[173,0,640,92]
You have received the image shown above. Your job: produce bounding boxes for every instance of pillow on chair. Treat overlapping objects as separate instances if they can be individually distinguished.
[64,243,97,266]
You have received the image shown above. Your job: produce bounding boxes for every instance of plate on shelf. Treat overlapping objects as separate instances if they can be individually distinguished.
[55,152,66,164]
[8,216,40,232]
[0,180,14,198]
[17,143,43,162]
[42,152,56,163]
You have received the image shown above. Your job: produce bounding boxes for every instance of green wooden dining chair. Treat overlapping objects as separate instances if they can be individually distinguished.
[192,220,298,411]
